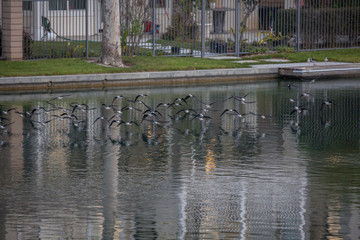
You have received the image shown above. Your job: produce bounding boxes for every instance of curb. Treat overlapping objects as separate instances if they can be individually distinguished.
[0,67,279,91]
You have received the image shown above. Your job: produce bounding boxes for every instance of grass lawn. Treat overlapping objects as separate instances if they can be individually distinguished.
[1,48,359,77]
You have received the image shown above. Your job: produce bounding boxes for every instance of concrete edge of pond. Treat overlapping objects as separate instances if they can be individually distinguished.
[0,67,279,91]
[0,62,358,92]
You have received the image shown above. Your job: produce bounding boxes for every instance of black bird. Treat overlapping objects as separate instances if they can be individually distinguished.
[175,108,197,116]
[123,105,142,112]
[30,119,54,128]
[184,93,197,101]
[15,110,38,119]
[143,109,163,118]
[60,113,78,120]
[0,117,9,123]
[156,102,173,109]
[225,93,250,102]
[0,121,15,130]
[112,95,126,104]
[129,94,148,103]
[101,104,117,111]
[196,99,216,109]
[70,103,91,113]
[141,113,159,123]
[93,116,109,124]
[220,108,239,117]
[1,108,17,115]
[172,97,188,105]
[167,102,183,109]
[109,119,123,127]
[138,101,163,118]
[192,113,212,121]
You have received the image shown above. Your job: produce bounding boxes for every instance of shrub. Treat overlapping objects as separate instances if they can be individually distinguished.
[248,46,269,54]
[0,28,2,56]
[23,30,33,59]
[274,7,360,49]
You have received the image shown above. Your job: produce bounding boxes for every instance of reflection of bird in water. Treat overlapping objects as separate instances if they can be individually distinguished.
[142,118,170,127]
[301,74,322,84]
[299,92,311,99]
[290,106,308,115]
[118,120,139,127]
[320,100,336,111]
[321,119,332,129]
[49,94,71,101]
[250,112,272,119]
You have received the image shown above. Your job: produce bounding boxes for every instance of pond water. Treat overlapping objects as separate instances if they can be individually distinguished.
[0,78,360,239]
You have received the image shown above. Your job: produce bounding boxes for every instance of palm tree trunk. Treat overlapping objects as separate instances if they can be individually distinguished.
[99,0,124,67]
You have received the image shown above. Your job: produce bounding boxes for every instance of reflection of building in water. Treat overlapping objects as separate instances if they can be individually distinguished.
[1,85,360,239]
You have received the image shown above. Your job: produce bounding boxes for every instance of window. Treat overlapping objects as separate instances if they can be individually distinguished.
[69,0,86,10]
[23,1,32,11]
[49,0,67,10]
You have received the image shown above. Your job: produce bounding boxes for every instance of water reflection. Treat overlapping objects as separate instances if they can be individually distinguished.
[0,79,360,239]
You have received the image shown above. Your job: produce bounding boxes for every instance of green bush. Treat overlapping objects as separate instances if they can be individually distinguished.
[248,46,269,54]
[0,28,2,56]
[274,7,360,48]
[23,30,33,59]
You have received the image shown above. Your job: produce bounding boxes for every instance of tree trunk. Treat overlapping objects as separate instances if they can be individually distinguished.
[99,0,124,67]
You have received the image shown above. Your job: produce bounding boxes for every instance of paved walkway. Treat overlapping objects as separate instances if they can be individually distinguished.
[0,57,356,91]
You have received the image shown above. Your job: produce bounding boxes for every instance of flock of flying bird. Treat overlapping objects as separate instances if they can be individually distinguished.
[0,78,336,144]
[0,93,261,131]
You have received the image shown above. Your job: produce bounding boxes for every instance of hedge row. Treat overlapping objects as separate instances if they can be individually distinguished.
[274,7,360,48]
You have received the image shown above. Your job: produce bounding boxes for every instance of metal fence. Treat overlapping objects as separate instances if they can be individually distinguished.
[19,0,360,60]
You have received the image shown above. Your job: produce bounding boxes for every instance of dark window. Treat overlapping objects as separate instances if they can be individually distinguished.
[69,0,86,10]
[23,1,32,11]
[49,0,67,10]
